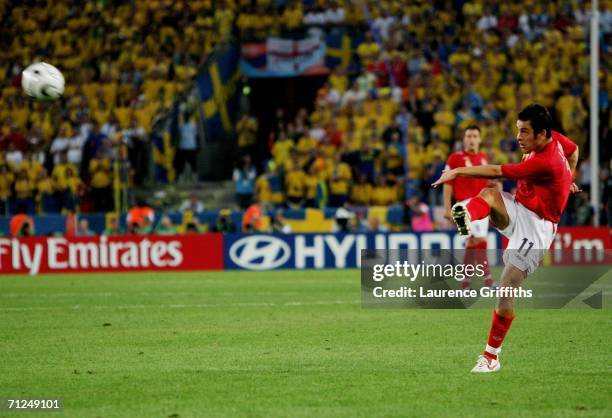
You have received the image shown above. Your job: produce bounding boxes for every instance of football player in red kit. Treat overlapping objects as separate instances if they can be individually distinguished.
[444,125,494,288]
[432,104,579,373]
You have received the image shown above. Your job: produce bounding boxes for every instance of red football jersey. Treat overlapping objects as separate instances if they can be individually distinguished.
[446,150,489,201]
[501,131,576,224]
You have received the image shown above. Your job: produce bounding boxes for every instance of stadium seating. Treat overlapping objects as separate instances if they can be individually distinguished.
[0,1,609,230]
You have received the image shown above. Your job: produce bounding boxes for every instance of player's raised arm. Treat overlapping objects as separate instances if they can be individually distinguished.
[432,165,503,188]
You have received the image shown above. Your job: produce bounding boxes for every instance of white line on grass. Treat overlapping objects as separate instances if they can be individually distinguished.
[0,300,361,312]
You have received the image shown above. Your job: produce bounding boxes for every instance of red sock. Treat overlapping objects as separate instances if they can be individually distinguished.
[472,240,491,279]
[462,242,477,287]
[483,311,514,360]
[466,196,490,221]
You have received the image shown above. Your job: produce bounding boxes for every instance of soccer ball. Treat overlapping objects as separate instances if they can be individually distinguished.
[21,62,65,102]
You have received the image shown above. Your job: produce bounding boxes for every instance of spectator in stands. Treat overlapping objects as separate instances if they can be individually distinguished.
[184,221,201,234]
[76,218,95,236]
[102,216,125,235]
[138,216,154,234]
[176,111,199,183]
[285,162,305,208]
[270,209,292,234]
[424,152,445,206]
[233,155,257,209]
[35,169,55,214]
[367,216,388,232]
[127,199,155,228]
[356,31,380,65]
[237,114,258,157]
[89,149,113,212]
[12,169,35,214]
[303,164,319,208]
[9,209,34,236]
[477,6,498,32]
[5,142,23,171]
[49,125,72,165]
[350,173,372,206]
[179,193,205,213]
[22,151,43,183]
[155,216,177,235]
[328,152,352,207]
[64,167,82,212]
[242,196,263,233]
[66,128,87,169]
[371,176,397,206]
[409,195,433,232]
[81,121,108,179]
[123,116,148,186]
[0,163,13,215]
[101,114,120,139]
[333,206,354,232]
[574,191,594,226]
[127,222,140,235]
[212,209,237,233]
[3,122,26,153]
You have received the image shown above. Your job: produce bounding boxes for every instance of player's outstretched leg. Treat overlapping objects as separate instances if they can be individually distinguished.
[471,263,526,373]
[452,187,509,237]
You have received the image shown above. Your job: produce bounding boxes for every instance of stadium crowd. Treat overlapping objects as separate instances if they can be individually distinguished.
[235,0,611,227]
[0,0,228,214]
[0,1,610,229]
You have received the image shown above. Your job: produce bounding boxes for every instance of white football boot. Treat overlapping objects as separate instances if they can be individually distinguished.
[471,354,500,373]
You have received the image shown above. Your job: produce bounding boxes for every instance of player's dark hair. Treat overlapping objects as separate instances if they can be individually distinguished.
[464,124,481,133]
[518,103,552,138]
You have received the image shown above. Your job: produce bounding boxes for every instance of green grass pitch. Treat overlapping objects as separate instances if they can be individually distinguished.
[1,270,610,417]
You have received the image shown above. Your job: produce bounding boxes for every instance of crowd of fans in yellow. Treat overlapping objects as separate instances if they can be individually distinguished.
[0,0,609,223]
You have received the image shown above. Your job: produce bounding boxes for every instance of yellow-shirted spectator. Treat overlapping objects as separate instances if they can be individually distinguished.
[51,160,79,192]
[371,177,396,206]
[237,115,258,151]
[344,128,363,153]
[13,169,35,213]
[272,135,294,168]
[65,167,82,195]
[350,174,372,206]
[35,170,53,196]
[556,92,587,147]
[89,151,114,212]
[356,31,380,65]
[252,10,274,38]
[303,165,319,207]
[384,133,405,176]
[327,153,352,207]
[214,6,234,38]
[285,168,305,207]
[407,142,425,180]
[255,173,272,205]
[295,135,317,166]
[0,165,13,201]
[283,150,302,174]
[90,156,112,189]
[282,2,303,30]
[424,139,450,166]
[432,102,455,142]
[22,154,43,182]
[329,68,349,95]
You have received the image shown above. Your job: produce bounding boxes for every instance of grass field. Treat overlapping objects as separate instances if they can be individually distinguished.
[1,270,611,418]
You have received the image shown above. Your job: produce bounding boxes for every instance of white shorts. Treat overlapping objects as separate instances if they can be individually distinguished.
[498,192,556,275]
[461,199,489,239]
